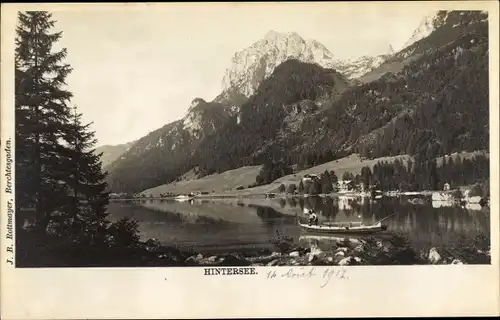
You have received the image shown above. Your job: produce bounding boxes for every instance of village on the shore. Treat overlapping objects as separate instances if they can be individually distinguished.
[110,170,489,209]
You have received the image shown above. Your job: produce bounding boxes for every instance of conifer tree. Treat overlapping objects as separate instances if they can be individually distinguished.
[320,170,333,194]
[329,170,338,185]
[64,106,110,245]
[428,160,439,191]
[298,180,305,193]
[360,166,372,190]
[15,11,73,231]
[342,171,354,181]
[308,179,322,195]
[15,12,111,246]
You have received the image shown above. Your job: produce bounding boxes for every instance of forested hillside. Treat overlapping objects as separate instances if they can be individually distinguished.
[295,19,488,162]
[359,10,488,83]
[194,60,350,176]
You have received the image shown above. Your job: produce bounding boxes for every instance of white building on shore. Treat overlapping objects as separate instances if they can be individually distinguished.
[337,180,354,193]
[301,173,320,183]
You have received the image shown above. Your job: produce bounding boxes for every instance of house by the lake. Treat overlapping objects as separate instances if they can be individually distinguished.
[432,192,454,202]
[443,182,451,191]
[302,173,320,183]
[337,180,354,193]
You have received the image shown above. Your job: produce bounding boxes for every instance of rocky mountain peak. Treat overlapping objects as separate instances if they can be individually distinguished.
[399,10,457,50]
[219,31,340,99]
[188,98,207,112]
[264,30,280,39]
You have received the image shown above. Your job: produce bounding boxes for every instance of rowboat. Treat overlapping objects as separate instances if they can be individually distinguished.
[298,213,395,235]
[299,221,386,234]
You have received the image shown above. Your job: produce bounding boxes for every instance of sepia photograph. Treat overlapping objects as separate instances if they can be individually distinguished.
[9,5,494,267]
[1,1,499,319]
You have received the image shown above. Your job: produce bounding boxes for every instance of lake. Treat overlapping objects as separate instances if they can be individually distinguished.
[106,195,491,254]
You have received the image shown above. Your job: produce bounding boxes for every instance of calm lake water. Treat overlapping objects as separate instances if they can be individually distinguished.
[106,196,490,254]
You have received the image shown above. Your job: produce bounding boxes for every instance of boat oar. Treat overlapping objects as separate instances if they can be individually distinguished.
[372,212,397,226]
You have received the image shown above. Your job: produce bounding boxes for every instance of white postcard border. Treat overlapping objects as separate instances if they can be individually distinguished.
[1,1,499,319]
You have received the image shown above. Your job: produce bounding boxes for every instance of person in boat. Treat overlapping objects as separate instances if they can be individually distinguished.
[308,210,318,226]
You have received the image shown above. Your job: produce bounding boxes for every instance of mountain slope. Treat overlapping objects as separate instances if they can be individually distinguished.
[196,10,489,179]
[293,10,489,161]
[95,142,135,168]
[105,99,237,192]
[359,10,488,83]
[194,59,351,177]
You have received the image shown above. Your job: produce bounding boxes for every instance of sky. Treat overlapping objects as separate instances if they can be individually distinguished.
[45,3,434,146]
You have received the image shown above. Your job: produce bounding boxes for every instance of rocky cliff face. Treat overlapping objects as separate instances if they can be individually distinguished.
[216,31,392,103]
[219,31,341,98]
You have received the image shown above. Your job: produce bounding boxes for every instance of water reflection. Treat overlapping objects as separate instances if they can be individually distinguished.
[465,203,482,211]
[26,195,485,254]
[292,196,489,252]
[432,200,454,208]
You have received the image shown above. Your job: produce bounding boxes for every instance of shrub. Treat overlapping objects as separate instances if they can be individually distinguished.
[270,230,297,253]
[108,217,141,248]
[445,233,490,264]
